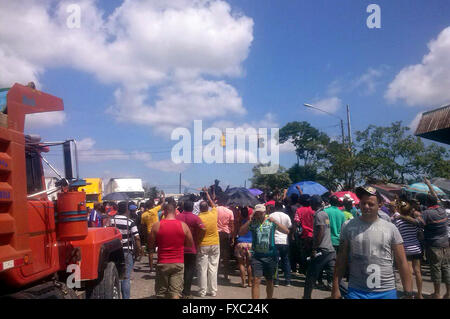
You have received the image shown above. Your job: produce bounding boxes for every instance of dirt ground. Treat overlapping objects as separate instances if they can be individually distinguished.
[129,254,446,299]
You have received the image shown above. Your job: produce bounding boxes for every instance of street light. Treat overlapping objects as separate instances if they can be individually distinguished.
[304,103,345,144]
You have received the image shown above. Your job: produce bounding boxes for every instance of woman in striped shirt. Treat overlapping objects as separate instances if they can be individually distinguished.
[393,201,424,299]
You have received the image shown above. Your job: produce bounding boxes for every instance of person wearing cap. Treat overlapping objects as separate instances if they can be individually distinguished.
[110,201,143,299]
[239,203,290,299]
[303,195,336,299]
[142,194,165,272]
[331,186,413,299]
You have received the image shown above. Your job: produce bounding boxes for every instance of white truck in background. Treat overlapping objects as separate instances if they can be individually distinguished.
[104,178,145,203]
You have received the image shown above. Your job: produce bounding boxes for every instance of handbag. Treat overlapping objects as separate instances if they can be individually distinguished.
[416,227,424,242]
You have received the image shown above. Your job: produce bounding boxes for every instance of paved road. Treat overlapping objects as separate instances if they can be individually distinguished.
[130,254,446,299]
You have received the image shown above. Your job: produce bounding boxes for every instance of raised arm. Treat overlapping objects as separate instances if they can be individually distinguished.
[239,212,253,236]
[268,216,289,234]
[424,177,440,203]
[202,186,216,208]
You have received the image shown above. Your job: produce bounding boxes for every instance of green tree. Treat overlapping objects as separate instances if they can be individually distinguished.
[287,164,318,183]
[355,121,450,183]
[279,121,330,166]
[320,141,357,190]
[250,163,292,195]
[143,183,159,199]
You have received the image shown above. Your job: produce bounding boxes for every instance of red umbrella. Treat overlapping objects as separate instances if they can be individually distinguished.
[333,191,360,205]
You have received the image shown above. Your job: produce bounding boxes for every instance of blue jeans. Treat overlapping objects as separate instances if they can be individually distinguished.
[121,251,134,299]
[275,244,291,283]
[303,250,336,299]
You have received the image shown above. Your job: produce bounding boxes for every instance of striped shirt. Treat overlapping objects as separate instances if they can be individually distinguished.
[394,217,422,256]
[110,215,139,252]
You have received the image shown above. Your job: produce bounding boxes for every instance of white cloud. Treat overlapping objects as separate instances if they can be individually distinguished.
[212,113,279,131]
[386,27,450,106]
[109,78,246,134]
[408,112,423,133]
[130,151,152,162]
[352,67,385,95]
[25,111,67,130]
[181,179,190,187]
[145,159,189,172]
[0,0,253,134]
[309,97,342,115]
[224,148,258,163]
[326,80,342,96]
[76,137,152,162]
[278,139,296,153]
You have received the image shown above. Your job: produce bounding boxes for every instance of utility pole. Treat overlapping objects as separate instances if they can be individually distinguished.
[346,104,352,146]
[340,119,345,144]
[346,104,354,190]
[179,173,181,194]
[244,180,247,188]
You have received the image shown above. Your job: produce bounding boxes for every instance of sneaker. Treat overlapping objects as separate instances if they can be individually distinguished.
[285,281,291,287]
[207,292,217,297]
[274,282,279,287]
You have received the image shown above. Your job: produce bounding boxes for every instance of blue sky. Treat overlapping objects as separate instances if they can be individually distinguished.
[1,0,449,193]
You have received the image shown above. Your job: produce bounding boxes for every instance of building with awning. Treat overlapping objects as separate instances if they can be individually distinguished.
[414,104,450,145]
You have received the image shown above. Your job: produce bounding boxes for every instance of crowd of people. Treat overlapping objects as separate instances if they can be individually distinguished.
[85,180,450,300]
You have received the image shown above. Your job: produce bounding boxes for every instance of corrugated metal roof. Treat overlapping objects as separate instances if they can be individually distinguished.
[415,104,450,145]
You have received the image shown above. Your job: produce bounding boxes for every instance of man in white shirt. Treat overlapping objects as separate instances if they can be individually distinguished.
[269,201,293,286]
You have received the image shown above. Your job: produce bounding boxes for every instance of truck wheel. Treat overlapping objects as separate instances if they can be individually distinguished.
[87,262,121,299]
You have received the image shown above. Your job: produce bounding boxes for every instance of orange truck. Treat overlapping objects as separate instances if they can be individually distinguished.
[0,83,125,299]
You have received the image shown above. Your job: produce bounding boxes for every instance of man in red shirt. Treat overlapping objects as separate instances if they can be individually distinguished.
[149,202,194,299]
[294,194,315,274]
[176,200,206,299]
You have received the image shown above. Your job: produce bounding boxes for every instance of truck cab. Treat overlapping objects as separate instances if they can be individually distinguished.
[0,83,126,299]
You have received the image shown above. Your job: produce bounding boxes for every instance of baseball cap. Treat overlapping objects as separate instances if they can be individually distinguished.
[355,185,380,200]
[342,194,355,203]
[254,204,266,213]
[129,204,137,211]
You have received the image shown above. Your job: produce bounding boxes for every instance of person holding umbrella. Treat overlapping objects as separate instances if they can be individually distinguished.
[239,203,290,299]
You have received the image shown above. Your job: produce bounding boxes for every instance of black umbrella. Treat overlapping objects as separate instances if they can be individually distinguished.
[178,193,199,203]
[221,187,261,207]
[103,192,130,201]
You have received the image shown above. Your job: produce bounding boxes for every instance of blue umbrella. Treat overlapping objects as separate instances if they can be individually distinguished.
[287,181,328,197]
[248,188,263,196]
[404,183,445,196]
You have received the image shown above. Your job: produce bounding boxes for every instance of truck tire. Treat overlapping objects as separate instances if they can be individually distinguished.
[86,262,121,299]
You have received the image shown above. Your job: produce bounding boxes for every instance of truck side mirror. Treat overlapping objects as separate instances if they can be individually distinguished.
[63,141,73,181]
